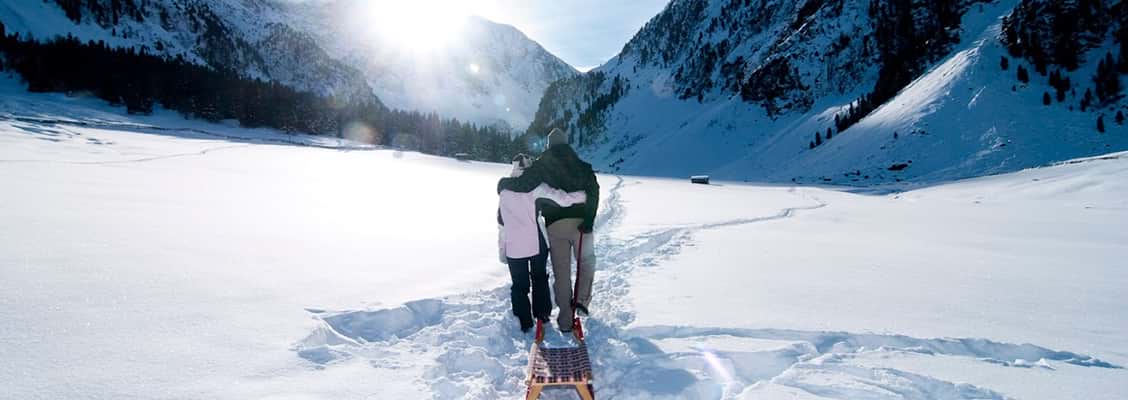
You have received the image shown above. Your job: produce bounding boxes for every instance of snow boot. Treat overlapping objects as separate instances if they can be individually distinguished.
[519,316,535,333]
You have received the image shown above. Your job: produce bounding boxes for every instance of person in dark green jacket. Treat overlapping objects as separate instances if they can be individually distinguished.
[497,128,599,332]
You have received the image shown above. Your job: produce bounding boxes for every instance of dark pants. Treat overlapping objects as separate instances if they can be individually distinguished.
[507,252,551,328]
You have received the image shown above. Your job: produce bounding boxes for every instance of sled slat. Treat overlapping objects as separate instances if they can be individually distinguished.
[525,342,593,399]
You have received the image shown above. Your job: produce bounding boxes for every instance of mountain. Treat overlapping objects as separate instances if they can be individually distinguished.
[529,0,1128,184]
[281,0,579,132]
[0,0,576,131]
[0,0,377,100]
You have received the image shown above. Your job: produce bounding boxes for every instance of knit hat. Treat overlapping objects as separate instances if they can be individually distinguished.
[510,153,531,177]
[547,128,568,147]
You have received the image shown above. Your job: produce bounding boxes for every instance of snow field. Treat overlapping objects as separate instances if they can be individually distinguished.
[304,161,1126,399]
[1,84,1125,399]
[0,85,513,399]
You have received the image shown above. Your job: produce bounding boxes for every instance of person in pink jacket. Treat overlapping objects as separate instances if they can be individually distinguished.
[498,154,587,332]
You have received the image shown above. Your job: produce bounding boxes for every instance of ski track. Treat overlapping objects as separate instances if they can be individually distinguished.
[0,143,256,165]
[295,178,1120,399]
[0,114,375,164]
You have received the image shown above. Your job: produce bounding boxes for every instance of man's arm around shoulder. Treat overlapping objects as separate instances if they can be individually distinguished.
[497,162,549,194]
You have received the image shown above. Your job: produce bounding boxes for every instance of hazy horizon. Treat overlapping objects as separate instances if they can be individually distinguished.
[471,0,670,70]
[280,0,671,70]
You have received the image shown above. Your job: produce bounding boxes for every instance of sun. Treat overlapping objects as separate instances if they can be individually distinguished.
[363,0,474,51]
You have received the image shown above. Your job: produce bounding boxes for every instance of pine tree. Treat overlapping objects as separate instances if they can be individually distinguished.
[1096,59,1107,101]
[1121,48,1128,74]
[1050,2,1080,70]
[1097,115,1106,133]
[1121,28,1128,74]
[1050,70,1069,102]
[1043,92,1052,105]
[1000,56,1009,70]
[815,131,823,146]
[0,33,530,162]
[1017,65,1029,83]
[826,127,833,140]
[1117,110,1125,125]
[809,141,815,149]
[1094,53,1122,103]
[1107,68,1122,100]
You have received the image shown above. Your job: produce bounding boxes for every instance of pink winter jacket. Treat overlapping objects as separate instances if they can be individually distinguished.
[498,184,586,260]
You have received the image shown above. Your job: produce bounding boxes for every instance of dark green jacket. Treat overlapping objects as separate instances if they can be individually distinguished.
[497,144,600,232]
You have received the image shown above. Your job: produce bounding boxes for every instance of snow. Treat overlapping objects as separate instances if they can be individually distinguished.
[775,0,1127,184]
[272,3,580,130]
[0,0,574,130]
[1,82,1126,399]
[0,81,507,398]
[0,1,140,51]
[626,159,1128,398]
[568,0,1128,187]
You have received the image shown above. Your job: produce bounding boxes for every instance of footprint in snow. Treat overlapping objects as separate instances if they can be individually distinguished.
[293,177,1118,399]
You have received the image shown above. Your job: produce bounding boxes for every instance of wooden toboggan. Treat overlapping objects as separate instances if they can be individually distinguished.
[524,318,594,400]
[524,232,595,400]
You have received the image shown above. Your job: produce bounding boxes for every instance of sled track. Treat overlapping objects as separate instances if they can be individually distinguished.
[0,115,375,150]
[0,114,373,164]
[0,143,256,165]
[295,177,1119,399]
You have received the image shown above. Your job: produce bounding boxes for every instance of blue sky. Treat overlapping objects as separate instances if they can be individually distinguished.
[473,1,671,70]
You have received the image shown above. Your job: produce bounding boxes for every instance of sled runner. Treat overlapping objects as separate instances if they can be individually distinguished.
[525,233,595,400]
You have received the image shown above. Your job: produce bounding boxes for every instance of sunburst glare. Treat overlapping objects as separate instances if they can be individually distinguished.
[362,0,481,51]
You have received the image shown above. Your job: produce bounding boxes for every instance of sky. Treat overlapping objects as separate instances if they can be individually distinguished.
[452,1,673,70]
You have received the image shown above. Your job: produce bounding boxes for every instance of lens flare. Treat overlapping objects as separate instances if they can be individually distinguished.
[701,350,733,384]
[364,0,472,51]
[342,121,379,144]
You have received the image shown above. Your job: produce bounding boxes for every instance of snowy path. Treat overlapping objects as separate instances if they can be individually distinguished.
[294,179,1119,399]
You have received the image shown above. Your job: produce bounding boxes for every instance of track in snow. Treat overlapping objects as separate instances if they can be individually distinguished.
[294,177,1119,399]
[0,114,374,164]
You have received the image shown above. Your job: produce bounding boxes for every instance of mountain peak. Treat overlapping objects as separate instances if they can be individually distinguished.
[283,1,578,130]
[0,0,576,130]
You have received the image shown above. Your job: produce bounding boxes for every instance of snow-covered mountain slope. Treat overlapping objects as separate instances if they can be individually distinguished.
[0,0,374,101]
[1,84,1125,399]
[282,0,579,131]
[0,0,576,128]
[529,0,1128,184]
